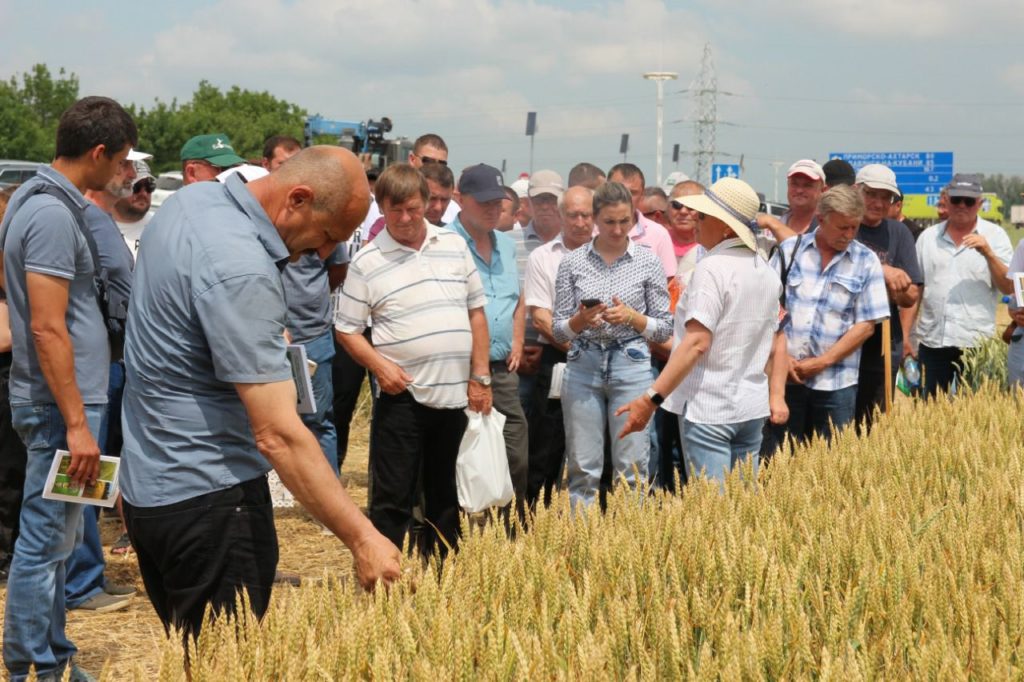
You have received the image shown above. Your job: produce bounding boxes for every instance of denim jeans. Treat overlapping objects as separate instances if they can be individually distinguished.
[65,362,123,607]
[681,417,764,485]
[302,330,339,474]
[767,384,857,448]
[562,339,652,509]
[4,403,104,682]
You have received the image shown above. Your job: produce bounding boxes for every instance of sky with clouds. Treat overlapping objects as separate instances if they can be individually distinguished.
[2,0,1022,198]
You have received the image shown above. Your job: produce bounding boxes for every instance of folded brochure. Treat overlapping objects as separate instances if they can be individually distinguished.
[287,343,317,415]
[42,449,120,507]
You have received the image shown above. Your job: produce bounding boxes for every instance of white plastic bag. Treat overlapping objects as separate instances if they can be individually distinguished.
[456,408,513,513]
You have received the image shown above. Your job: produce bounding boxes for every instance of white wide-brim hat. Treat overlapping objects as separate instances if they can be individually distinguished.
[678,177,760,251]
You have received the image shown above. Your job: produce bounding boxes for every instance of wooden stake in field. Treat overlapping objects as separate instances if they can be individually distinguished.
[882,318,893,412]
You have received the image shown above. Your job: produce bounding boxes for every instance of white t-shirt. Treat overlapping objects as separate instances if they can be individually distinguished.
[116,211,153,263]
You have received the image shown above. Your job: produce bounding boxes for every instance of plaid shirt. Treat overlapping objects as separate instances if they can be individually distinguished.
[776,232,889,391]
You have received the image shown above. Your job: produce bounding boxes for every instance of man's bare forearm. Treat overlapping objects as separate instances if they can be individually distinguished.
[337,328,386,374]
[529,306,570,352]
[468,307,490,376]
[241,382,379,548]
[820,321,876,367]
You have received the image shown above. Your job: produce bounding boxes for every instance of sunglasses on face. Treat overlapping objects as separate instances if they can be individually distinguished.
[642,209,664,220]
[950,196,977,207]
[134,179,155,194]
[419,155,447,166]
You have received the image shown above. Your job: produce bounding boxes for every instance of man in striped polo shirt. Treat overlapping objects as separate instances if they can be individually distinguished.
[335,163,491,559]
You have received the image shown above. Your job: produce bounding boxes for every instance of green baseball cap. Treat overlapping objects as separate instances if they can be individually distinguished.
[179,133,246,167]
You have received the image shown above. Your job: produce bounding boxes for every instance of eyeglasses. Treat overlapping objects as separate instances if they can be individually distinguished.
[419,155,447,166]
[950,196,977,207]
[134,179,155,194]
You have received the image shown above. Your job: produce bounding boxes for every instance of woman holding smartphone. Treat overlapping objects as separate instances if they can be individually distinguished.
[551,182,672,510]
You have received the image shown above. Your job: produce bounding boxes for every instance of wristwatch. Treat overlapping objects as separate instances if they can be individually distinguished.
[470,374,492,387]
[645,387,664,406]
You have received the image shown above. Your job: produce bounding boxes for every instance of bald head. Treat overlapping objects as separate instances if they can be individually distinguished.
[247,145,371,257]
[271,145,371,230]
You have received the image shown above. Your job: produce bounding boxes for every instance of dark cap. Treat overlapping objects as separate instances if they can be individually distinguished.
[458,164,506,202]
[180,133,246,167]
[823,158,857,187]
[947,173,983,199]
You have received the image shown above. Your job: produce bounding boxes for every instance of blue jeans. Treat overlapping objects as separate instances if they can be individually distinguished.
[769,384,857,448]
[681,417,764,485]
[4,403,104,681]
[65,362,123,607]
[562,339,652,509]
[302,330,339,474]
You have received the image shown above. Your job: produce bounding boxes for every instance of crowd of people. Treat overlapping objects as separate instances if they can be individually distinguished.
[0,96,1017,681]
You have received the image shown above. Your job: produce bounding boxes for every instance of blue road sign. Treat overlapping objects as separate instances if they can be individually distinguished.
[711,164,740,182]
[829,151,954,198]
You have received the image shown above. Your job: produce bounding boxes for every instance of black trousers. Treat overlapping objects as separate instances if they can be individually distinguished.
[331,330,369,468]
[369,391,467,559]
[525,347,567,508]
[919,344,963,399]
[123,476,278,640]
[0,372,26,569]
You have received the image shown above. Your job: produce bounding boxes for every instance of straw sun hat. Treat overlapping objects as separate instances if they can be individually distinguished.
[679,177,761,251]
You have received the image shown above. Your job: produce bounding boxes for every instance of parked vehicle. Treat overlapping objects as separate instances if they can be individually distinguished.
[0,160,43,189]
[151,171,183,209]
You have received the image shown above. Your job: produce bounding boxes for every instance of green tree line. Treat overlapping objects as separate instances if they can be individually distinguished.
[0,64,307,173]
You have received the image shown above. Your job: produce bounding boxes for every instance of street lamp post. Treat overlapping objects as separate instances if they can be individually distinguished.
[643,71,678,186]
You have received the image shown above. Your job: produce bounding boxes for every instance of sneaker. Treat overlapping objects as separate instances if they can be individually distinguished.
[104,581,137,596]
[71,591,132,613]
[69,664,98,682]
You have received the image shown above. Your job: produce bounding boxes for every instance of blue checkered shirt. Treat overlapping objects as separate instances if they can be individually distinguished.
[776,232,889,391]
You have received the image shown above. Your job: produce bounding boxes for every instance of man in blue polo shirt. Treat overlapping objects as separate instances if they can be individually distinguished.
[0,96,136,682]
[120,146,400,641]
[449,164,528,519]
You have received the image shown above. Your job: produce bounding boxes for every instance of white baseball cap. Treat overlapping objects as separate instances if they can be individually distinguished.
[855,164,899,194]
[787,159,825,182]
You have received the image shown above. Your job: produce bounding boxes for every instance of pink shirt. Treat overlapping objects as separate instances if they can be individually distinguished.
[629,212,676,279]
[672,239,698,260]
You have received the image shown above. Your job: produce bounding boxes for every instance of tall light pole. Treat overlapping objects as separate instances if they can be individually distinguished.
[643,71,678,186]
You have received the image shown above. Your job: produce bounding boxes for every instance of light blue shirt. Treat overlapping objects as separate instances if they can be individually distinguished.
[0,166,110,406]
[120,175,293,506]
[449,215,520,362]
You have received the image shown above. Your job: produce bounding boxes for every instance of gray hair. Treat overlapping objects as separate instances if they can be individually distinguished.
[818,184,864,221]
[593,181,633,217]
[559,185,594,212]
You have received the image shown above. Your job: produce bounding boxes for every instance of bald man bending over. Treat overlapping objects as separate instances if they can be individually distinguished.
[119,146,401,641]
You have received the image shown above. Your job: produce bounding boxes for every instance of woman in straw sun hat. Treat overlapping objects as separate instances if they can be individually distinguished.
[617,177,789,485]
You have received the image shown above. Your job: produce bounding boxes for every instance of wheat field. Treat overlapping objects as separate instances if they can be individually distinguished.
[106,383,1024,681]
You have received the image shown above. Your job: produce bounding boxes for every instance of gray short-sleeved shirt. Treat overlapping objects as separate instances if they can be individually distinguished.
[0,166,110,406]
[120,175,293,506]
[281,245,348,344]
